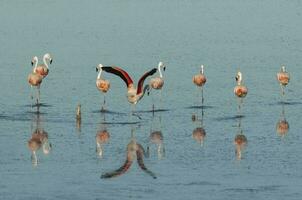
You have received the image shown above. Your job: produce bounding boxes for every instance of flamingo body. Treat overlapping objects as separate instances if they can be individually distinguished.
[96,78,110,93]
[193,74,206,87]
[150,77,164,90]
[277,71,290,86]
[234,85,248,98]
[28,73,43,86]
[35,65,49,78]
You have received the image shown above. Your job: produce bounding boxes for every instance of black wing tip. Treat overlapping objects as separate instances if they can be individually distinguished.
[151,68,157,74]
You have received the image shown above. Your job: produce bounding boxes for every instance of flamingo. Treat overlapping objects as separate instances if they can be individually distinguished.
[149,61,166,111]
[96,64,110,111]
[234,71,248,113]
[35,53,53,78]
[100,65,157,116]
[28,56,43,105]
[193,65,207,105]
[277,65,290,98]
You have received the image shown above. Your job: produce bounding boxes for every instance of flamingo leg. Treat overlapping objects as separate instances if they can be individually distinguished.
[237,97,242,116]
[29,85,34,109]
[159,89,163,111]
[101,94,106,112]
[280,85,285,103]
[201,87,204,105]
[36,85,41,105]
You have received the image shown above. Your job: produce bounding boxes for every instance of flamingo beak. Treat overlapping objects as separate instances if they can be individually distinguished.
[96,67,98,72]
[163,66,166,71]
[50,59,53,64]
[235,76,238,82]
[31,61,34,66]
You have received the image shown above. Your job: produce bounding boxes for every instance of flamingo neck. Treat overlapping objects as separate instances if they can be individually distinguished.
[33,59,38,73]
[158,64,163,78]
[200,65,204,74]
[97,69,103,79]
[237,74,242,85]
[43,55,49,69]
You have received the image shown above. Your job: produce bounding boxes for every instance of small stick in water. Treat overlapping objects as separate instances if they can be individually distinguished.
[76,104,81,120]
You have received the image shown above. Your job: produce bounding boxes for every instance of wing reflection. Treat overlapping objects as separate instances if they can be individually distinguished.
[101,128,156,179]
[276,103,289,137]
[27,110,51,166]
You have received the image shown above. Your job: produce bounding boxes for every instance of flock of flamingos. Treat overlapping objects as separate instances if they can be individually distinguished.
[26,53,290,178]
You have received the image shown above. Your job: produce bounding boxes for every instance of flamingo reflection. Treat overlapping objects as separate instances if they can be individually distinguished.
[276,103,289,137]
[234,117,247,160]
[101,129,156,179]
[148,115,165,159]
[27,111,51,166]
[192,106,206,146]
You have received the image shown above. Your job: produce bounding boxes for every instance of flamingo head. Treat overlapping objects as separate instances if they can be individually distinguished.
[31,56,38,66]
[44,53,53,64]
[235,71,242,84]
[159,61,166,71]
[96,64,103,72]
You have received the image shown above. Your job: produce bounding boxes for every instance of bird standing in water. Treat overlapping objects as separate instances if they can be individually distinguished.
[28,56,43,105]
[149,61,166,111]
[101,65,157,117]
[277,65,290,100]
[234,71,248,114]
[193,65,207,105]
[96,64,110,111]
[35,53,53,78]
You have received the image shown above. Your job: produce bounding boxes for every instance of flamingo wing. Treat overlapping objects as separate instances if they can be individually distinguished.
[136,68,157,94]
[136,144,157,179]
[100,158,133,179]
[102,66,133,87]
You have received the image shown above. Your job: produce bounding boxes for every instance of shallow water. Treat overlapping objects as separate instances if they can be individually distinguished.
[1,0,302,199]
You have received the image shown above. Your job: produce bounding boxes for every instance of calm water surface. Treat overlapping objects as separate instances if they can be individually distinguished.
[1,0,302,199]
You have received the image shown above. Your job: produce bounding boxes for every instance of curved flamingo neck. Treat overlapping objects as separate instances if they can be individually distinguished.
[200,65,204,74]
[158,63,163,78]
[33,59,38,73]
[43,54,49,69]
[237,73,242,85]
[97,69,103,79]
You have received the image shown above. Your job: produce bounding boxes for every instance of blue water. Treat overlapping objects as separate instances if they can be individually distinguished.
[1,0,302,199]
